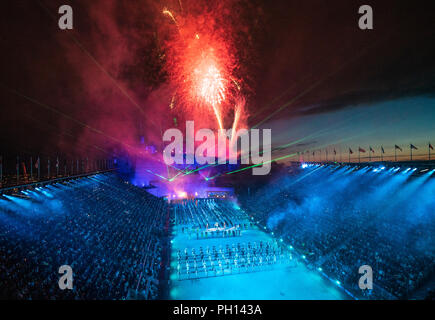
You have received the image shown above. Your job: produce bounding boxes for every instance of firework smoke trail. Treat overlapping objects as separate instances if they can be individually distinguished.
[178,0,184,13]
[230,97,245,147]
[212,102,224,130]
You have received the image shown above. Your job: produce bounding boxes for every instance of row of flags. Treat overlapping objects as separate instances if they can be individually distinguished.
[304,143,433,155]
[0,157,112,186]
[300,142,434,162]
[348,143,432,154]
[0,158,111,170]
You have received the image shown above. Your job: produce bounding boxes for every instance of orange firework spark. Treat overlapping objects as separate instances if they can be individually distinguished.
[162,8,179,28]
[194,59,226,106]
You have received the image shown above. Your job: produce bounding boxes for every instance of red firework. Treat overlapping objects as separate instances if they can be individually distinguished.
[162,5,242,130]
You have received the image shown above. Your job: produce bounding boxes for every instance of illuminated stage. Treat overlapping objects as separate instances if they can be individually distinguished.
[168,199,349,300]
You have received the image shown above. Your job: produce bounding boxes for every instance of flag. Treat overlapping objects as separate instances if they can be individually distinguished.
[410,144,418,150]
[22,162,27,177]
[358,147,366,153]
[312,151,315,156]
[381,146,385,154]
[349,148,353,154]
[395,145,402,152]
[369,146,374,153]
[334,149,337,155]
[430,143,434,150]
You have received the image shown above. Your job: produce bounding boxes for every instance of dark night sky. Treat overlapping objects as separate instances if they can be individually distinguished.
[0,0,434,162]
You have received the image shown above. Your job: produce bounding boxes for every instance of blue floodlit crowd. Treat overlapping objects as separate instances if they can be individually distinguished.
[0,173,168,299]
[239,168,435,300]
[1,166,434,300]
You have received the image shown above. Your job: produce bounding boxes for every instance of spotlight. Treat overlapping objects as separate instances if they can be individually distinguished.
[302,255,306,259]
[318,267,323,272]
[335,280,341,285]
[301,163,308,169]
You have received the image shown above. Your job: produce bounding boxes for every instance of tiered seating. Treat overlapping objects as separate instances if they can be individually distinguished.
[0,173,167,299]
[239,167,435,300]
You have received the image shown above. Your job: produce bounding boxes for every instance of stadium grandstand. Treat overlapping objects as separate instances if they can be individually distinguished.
[0,172,168,299]
[1,157,434,300]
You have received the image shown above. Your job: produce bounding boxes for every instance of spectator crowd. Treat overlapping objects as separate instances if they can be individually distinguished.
[0,173,168,299]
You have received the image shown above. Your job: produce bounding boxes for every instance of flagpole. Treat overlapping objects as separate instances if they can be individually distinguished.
[37,157,40,180]
[17,155,19,184]
[358,149,360,164]
[429,143,431,161]
[395,148,397,162]
[0,156,2,187]
[410,144,412,161]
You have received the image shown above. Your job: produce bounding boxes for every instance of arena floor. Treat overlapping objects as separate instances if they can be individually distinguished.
[169,224,349,300]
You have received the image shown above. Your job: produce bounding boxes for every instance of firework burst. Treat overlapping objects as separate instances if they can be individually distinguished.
[161,2,245,132]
